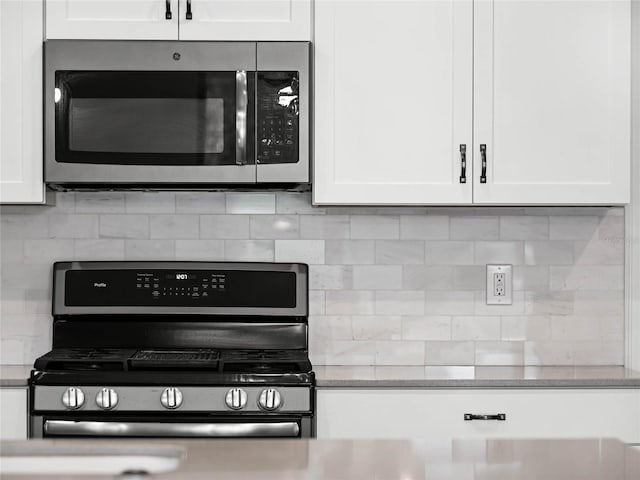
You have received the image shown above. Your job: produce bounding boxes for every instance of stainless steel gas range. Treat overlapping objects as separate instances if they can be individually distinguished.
[29,261,315,439]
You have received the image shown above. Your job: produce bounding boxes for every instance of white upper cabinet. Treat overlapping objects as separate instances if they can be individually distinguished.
[473,0,630,205]
[314,0,631,206]
[0,0,46,204]
[45,0,312,40]
[178,0,311,41]
[314,0,473,205]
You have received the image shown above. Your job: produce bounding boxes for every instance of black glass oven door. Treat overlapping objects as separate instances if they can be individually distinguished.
[54,70,255,167]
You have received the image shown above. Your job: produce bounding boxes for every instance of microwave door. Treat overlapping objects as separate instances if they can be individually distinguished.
[256,43,310,184]
[44,41,257,186]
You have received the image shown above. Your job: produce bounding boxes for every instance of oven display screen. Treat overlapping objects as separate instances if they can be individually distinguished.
[170,273,193,280]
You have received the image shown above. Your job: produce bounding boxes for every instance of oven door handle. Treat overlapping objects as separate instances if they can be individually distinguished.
[44,420,300,438]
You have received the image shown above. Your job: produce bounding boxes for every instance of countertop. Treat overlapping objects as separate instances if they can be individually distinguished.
[1,438,638,479]
[314,365,640,387]
[3,365,640,388]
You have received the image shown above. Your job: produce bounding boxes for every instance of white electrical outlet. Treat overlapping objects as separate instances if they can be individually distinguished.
[486,265,512,305]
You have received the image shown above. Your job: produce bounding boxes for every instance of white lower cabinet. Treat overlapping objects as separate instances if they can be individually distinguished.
[0,388,28,440]
[317,388,640,443]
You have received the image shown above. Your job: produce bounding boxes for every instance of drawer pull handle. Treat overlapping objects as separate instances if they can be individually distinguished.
[165,0,172,19]
[464,413,506,421]
[186,0,193,19]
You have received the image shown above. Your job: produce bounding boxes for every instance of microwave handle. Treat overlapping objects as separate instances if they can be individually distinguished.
[236,71,248,165]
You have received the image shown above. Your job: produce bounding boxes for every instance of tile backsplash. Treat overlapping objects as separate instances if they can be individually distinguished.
[0,192,624,366]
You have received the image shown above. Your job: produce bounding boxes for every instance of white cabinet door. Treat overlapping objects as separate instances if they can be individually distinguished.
[313,0,473,205]
[178,0,311,40]
[45,0,179,39]
[0,388,28,440]
[0,0,45,204]
[473,0,630,204]
[317,389,640,443]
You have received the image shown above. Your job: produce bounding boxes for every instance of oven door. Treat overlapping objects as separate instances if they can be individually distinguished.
[44,40,257,186]
[31,414,313,439]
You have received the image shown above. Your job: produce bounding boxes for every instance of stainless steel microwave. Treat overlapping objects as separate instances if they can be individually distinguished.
[44,41,310,189]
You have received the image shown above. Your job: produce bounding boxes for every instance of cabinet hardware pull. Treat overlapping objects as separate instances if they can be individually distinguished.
[165,0,172,19]
[480,144,487,183]
[464,413,506,421]
[459,144,467,184]
[186,0,193,19]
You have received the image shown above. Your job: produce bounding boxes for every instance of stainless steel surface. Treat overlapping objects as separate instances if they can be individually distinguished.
[44,40,310,186]
[95,388,118,410]
[52,261,308,318]
[258,388,282,411]
[61,387,85,410]
[43,420,301,438]
[35,385,312,413]
[256,42,310,183]
[160,388,183,410]
[235,70,248,166]
[225,388,248,410]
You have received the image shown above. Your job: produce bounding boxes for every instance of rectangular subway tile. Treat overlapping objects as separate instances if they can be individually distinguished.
[452,316,501,341]
[200,215,250,239]
[375,290,425,315]
[74,239,125,260]
[451,216,499,240]
[525,291,574,315]
[375,340,425,365]
[75,192,125,213]
[309,265,353,290]
[325,291,375,315]
[175,192,226,214]
[399,215,449,240]
[250,215,299,239]
[549,216,599,240]
[48,214,99,239]
[300,215,350,239]
[325,240,375,264]
[475,341,524,365]
[425,341,475,366]
[125,192,175,213]
[425,241,474,265]
[402,316,452,341]
[499,216,549,240]
[175,240,225,261]
[474,241,524,265]
[99,215,149,239]
[375,240,425,264]
[524,241,574,265]
[352,316,402,341]
[550,265,623,291]
[402,266,453,291]
[501,316,551,341]
[276,192,324,215]
[124,240,175,260]
[224,240,274,262]
[150,215,199,239]
[350,215,399,239]
[226,193,276,214]
[353,266,402,290]
[275,240,325,264]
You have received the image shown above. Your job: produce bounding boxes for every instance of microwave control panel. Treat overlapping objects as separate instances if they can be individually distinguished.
[257,72,299,165]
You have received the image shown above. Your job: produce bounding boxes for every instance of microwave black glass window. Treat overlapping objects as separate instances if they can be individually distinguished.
[54,71,255,166]
[257,72,300,165]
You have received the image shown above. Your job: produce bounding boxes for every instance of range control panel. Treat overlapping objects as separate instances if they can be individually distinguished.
[64,269,296,308]
[136,271,227,299]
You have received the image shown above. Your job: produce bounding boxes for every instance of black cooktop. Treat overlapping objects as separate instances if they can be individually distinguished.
[34,348,312,374]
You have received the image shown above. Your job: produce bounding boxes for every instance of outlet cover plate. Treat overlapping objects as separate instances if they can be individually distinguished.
[486,264,513,305]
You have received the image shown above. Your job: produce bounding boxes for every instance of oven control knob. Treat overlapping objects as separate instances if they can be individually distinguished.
[95,388,119,410]
[160,387,183,409]
[225,388,248,410]
[61,387,85,410]
[258,388,282,411]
